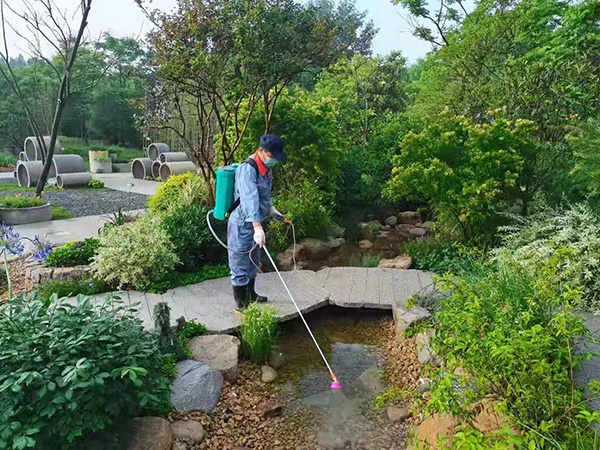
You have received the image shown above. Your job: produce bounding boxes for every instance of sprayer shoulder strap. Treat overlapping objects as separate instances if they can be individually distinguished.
[227,158,259,215]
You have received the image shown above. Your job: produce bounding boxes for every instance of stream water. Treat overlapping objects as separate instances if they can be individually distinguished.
[274,307,407,450]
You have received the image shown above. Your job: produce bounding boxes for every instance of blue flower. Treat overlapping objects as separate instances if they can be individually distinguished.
[0,223,24,256]
[31,235,52,262]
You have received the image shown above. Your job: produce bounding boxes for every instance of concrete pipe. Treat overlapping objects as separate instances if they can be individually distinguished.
[147,143,170,161]
[24,136,62,161]
[52,154,86,176]
[131,158,153,179]
[159,161,197,182]
[159,151,189,163]
[18,151,27,162]
[151,160,161,179]
[57,173,93,189]
[12,170,16,179]
[16,161,57,188]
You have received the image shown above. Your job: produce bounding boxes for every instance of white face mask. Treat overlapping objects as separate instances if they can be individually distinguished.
[260,149,277,167]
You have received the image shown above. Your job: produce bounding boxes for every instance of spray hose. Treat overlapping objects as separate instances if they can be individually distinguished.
[206,210,339,388]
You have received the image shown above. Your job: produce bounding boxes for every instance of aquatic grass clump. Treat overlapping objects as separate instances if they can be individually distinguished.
[240,303,279,364]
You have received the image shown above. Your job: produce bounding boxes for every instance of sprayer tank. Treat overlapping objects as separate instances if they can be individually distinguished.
[213,164,239,220]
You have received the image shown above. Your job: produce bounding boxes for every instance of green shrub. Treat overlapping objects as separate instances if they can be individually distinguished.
[349,251,381,268]
[429,254,598,447]
[0,152,17,167]
[153,302,186,361]
[148,172,209,214]
[240,303,279,364]
[161,203,220,269]
[0,293,172,449]
[92,215,179,290]
[142,264,230,294]
[402,238,485,275]
[0,195,45,208]
[88,179,105,189]
[45,238,100,268]
[90,150,110,162]
[37,274,110,299]
[499,203,600,312]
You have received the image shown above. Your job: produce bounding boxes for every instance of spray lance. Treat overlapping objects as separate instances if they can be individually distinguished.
[207,163,341,390]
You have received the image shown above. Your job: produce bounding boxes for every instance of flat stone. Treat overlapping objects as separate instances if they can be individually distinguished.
[171,360,223,413]
[188,334,240,383]
[351,367,385,397]
[415,329,437,365]
[261,365,278,383]
[171,420,205,444]
[393,305,431,338]
[386,406,411,423]
[358,240,373,250]
[378,256,412,270]
[385,216,398,227]
[257,399,283,419]
[325,237,344,249]
[29,267,53,286]
[300,238,330,260]
[398,211,420,225]
[124,417,173,450]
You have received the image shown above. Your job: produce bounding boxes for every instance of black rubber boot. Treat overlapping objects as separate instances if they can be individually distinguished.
[233,284,248,311]
[249,278,268,303]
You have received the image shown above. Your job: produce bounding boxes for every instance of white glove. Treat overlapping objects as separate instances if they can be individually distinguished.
[269,206,285,223]
[253,226,266,247]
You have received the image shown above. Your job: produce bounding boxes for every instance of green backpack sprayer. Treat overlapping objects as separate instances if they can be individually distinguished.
[206,159,341,390]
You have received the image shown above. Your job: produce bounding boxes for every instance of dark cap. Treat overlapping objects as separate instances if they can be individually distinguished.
[260,134,287,162]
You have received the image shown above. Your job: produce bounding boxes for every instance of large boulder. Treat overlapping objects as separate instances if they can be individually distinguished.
[124,417,173,450]
[358,240,373,250]
[171,420,205,444]
[385,216,398,227]
[398,211,421,225]
[188,334,240,383]
[300,238,330,261]
[409,228,427,237]
[171,360,223,413]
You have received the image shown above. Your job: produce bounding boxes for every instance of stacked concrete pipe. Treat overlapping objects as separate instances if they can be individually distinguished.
[131,158,153,180]
[147,143,170,162]
[16,161,56,188]
[57,173,93,189]
[24,136,62,161]
[151,160,161,179]
[18,152,27,162]
[159,151,189,163]
[159,161,197,182]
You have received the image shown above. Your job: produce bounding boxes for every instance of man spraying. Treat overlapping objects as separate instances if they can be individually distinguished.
[228,134,287,312]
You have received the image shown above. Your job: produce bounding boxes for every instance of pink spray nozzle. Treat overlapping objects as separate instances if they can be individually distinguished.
[330,381,342,390]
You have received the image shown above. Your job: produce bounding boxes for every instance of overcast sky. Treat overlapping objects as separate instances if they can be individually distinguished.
[4,0,433,63]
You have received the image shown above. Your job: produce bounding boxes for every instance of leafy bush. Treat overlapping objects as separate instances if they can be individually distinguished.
[429,254,598,447]
[89,150,110,162]
[569,118,600,200]
[148,172,209,214]
[143,264,230,294]
[92,215,179,290]
[0,293,172,449]
[384,115,533,241]
[88,179,105,189]
[0,152,17,167]
[44,238,100,268]
[240,303,279,364]
[402,238,484,275]
[37,274,110,299]
[0,195,45,208]
[498,203,600,312]
[161,203,221,269]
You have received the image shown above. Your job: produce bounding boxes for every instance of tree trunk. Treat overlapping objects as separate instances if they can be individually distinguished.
[35,1,92,197]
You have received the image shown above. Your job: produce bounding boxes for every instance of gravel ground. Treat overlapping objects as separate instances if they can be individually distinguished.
[0,188,148,217]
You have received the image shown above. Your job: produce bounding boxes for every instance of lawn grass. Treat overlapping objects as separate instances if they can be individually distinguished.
[0,182,61,192]
[59,136,144,164]
[51,205,72,220]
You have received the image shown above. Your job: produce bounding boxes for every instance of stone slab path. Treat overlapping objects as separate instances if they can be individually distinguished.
[575,312,600,416]
[94,173,159,196]
[83,268,436,334]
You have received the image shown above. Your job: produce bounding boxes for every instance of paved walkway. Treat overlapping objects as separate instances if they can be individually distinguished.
[575,312,600,417]
[94,173,159,196]
[82,268,436,333]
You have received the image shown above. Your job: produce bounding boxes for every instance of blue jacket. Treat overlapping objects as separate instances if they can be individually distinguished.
[230,158,273,223]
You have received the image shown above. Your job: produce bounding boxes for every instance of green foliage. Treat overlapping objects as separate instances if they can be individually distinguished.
[99,209,136,234]
[37,274,110,300]
[148,172,209,214]
[0,293,172,449]
[570,118,600,199]
[348,251,381,268]
[0,195,45,208]
[498,204,600,312]
[161,203,218,270]
[402,238,484,275]
[175,320,208,358]
[153,302,186,361]
[51,205,72,220]
[88,179,105,189]
[240,303,279,364]
[142,264,230,294]
[429,252,598,447]
[373,386,411,411]
[89,150,110,162]
[59,136,143,164]
[92,215,179,290]
[44,238,100,268]
[0,152,17,167]
[385,115,533,240]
